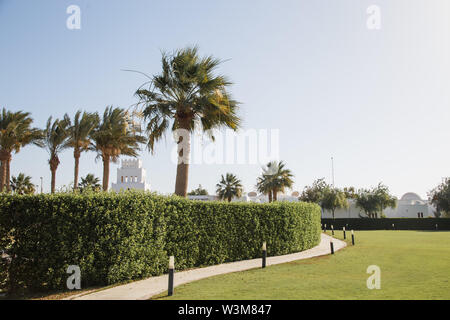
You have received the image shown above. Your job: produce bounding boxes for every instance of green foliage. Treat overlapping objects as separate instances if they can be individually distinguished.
[10,173,35,195]
[355,183,397,218]
[216,173,243,202]
[299,178,328,204]
[78,174,101,193]
[0,192,321,294]
[321,187,349,219]
[135,46,241,152]
[188,185,209,196]
[256,161,294,202]
[428,178,450,217]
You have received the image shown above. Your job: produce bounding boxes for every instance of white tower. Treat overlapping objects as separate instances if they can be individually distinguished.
[111,159,150,192]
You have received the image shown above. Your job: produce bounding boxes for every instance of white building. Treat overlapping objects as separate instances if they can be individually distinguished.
[321,192,434,218]
[228,191,435,218]
[111,159,150,192]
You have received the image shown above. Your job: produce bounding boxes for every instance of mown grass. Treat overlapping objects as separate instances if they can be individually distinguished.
[155,231,450,300]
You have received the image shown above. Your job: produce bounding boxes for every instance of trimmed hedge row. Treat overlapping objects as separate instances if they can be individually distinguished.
[0,192,321,293]
[321,218,450,231]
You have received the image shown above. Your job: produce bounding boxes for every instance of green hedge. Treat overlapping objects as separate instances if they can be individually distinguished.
[0,192,321,293]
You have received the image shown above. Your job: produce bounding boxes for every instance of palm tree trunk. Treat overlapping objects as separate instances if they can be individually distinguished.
[49,156,60,194]
[51,169,56,194]
[174,118,191,197]
[273,188,277,202]
[0,160,4,192]
[332,209,335,219]
[227,195,232,202]
[73,150,80,191]
[6,157,11,192]
[268,191,272,203]
[102,155,110,191]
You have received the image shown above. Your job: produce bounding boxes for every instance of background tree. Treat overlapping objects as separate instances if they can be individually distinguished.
[78,173,101,193]
[355,183,396,218]
[135,46,240,197]
[10,173,35,195]
[42,117,70,193]
[299,178,328,203]
[188,184,209,196]
[256,174,273,203]
[373,183,397,218]
[91,107,146,191]
[342,186,358,199]
[428,178,450,218]
[216,173,243,202]
[257,161,294,202]
[0,109,42,192]
[321,187,349,219]
[64,111,99,191]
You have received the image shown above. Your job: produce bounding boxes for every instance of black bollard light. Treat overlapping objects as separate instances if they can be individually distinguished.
[331,225,334,236]
[262,242,267,268]
[168,256,174,296]
[351,230,355,245]
[330,241,334,254]
[343,227,346,240]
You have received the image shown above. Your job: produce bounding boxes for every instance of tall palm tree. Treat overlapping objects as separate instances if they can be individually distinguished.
[42,117,70,193]
[257,161,294,202]
[216,173,243,202]
[10,173,35,195]
[0,108,42,192]
[64,111,99,190]
[91,107,146,191]
[135,46,240,197]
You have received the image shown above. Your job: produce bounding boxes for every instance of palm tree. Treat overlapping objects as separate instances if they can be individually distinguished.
[257,161,294,202]
[0,108,42,192]
[64,111,99,190]
[42,117,70,193]
[91,107,146,191]
[10,173,35,195]
[256,175,273,203]
[135,46,240,197]
[216,173,243,202]
[78,173,101,192]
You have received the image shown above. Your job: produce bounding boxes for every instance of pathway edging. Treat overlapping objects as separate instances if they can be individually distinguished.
[69,233,346,300]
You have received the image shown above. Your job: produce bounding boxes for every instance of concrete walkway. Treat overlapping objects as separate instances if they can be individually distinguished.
[69,234,346,300]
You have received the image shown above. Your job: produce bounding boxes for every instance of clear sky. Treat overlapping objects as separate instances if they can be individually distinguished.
[1,0,449,198]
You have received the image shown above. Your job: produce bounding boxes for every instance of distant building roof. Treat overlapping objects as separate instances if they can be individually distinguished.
[400,192,422,201]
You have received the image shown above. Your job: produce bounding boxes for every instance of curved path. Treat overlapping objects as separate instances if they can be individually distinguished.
[69,234,346,300]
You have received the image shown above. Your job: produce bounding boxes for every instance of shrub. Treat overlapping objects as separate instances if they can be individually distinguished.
[0,192,321,293]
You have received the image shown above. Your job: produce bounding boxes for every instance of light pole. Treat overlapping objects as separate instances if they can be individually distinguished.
[331,157,335,187]
[40,177,43,194]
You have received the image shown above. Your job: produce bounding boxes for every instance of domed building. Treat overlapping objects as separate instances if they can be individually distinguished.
[321,191,433,218]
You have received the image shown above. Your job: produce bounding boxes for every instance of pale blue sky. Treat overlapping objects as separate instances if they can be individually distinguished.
[1,0,449,198]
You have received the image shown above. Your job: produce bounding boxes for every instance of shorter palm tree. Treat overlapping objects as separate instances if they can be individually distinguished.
[42,117,70,193]
[64,111,99,190]
[0,109,42,192]
[256,161,294,202]
[91,107,146,191]
[79,173,101,192]
[216,173,243,202]
[10,173,35,195]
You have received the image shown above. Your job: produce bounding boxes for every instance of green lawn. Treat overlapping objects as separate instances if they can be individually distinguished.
[156,231,450,300]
